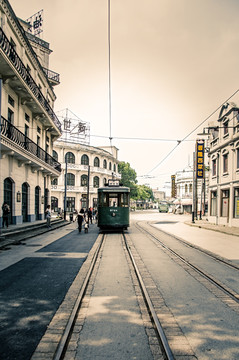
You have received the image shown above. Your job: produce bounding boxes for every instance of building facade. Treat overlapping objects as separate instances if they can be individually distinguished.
[0,1,61,225]
[51,141,121,213]
[208,102,239,226]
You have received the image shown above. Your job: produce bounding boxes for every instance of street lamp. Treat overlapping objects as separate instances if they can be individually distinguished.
[64,152,67,220]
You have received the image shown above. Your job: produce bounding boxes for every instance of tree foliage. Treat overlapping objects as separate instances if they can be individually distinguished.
[118,161,154,201]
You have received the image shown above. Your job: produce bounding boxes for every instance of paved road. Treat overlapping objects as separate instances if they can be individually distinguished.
[0,222,99,360]
[131,211,239,262]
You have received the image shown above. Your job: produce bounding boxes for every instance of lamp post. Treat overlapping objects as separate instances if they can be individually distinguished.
[64,153,67,220]
[86,165,90,212]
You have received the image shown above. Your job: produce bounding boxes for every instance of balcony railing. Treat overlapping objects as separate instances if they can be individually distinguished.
[42,67,60,85]
[0,27,61,132]
[1,116,61,172]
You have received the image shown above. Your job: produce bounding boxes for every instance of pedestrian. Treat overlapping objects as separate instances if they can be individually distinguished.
[88,208,92,224]
[45,205,51,228]
[77,208,85,232]
[2,202,10,228]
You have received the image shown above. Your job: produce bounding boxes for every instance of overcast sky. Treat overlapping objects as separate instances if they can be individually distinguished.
[10,0,239,193]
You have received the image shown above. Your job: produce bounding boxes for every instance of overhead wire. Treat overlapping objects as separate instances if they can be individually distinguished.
[146,88,239,175]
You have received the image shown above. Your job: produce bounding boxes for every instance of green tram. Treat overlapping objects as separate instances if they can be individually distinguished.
[97,180,130,231]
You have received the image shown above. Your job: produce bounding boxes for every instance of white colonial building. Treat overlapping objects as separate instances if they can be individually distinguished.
[208,102,239,226]
[51,141,121,213]
[0,1,61,225]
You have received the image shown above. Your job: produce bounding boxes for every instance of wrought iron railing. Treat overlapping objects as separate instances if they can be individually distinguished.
[42,67,60,84]
[0,27,61,132]
[1,116,61,172]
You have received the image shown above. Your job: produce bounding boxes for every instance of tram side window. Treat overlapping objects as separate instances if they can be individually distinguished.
[99,192,107,207]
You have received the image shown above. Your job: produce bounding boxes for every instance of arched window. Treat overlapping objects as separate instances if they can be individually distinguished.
[66,173,75,186]
[52,150,58,161]
[94,157,100,167]
[113,164,116,172]
[189,184,192,193]
[185,184,188,193]
[65,152,75,164]
[109,162,112,170]
[93,176,99,188]
[81,154,89,165]
[81,175,88,186]
[103,159,107,169]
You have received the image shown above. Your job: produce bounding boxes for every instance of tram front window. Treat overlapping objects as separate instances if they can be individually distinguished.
[109,193,118,207]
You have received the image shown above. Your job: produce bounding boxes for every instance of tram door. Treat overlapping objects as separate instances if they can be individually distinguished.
[4,178,13,225]
[22,182,28,222]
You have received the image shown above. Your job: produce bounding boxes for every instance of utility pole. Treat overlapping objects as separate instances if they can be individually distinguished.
[86,165,90,211]
[192,152,195,223]
[64,152,67,220]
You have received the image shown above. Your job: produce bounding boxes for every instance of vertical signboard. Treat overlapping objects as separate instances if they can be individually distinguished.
[171,175,176,198]
[196,141,204,179]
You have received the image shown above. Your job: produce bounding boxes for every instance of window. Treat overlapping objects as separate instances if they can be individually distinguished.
[66,173,75,186]
[223,153,228,173]
[189,184,192,193]
[8,108,14,123]
[221,189,229,217]
[25,113,30,122]
[210,191,217,216]
[104,178,107,185]
[51,178,58,185]
[113,164,116,172]
[234,188,239,218]
[81,175,88,186]
[65,152,75,164]
[103,160,107,169]
[94,157,100,167]
[185,184,188,194]
[81,154,89,165]
[8,95,14,107]
[237,149,239,169]
[109,162,112,170]
[93,176,99,188]
[212,158,217,176]
[223,120,229,136]
[66,197,75,212]
[52,150,58,161]
[37,126,41,134]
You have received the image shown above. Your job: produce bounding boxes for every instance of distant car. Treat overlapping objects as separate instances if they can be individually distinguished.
[158,201,169,213]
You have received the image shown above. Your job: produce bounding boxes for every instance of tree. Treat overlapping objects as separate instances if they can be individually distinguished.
[118,162,154,201]
[118,161,138,198]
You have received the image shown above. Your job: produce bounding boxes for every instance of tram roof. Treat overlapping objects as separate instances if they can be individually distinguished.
[98,186,130,193]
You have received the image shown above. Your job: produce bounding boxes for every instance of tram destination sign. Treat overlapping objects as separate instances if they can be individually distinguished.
[108,180,120,187]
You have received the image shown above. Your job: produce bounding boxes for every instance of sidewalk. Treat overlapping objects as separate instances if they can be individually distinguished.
[185,218,239,237]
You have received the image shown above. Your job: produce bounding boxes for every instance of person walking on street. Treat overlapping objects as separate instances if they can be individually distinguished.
[88,208,92,224]
[77,208,85,232]
[45,205,51,228]
[2,202,10,228]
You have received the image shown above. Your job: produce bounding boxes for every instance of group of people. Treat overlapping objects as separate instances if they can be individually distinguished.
[76,208,97,233]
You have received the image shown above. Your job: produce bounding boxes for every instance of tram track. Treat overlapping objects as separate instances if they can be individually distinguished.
[135,221,239,312]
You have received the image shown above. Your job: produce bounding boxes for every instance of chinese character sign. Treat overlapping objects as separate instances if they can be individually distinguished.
[196,141,204,179]
[26,10,43,36]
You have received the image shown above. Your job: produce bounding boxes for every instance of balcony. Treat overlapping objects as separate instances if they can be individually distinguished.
[42,67,60,86]
[0,27,61,134]
[1,116,61,174]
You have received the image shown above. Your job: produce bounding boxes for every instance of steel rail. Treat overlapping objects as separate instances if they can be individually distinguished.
[148,221,239,272]
[137,222,239,304]
[123,233,174,360]
[53,233,105,360]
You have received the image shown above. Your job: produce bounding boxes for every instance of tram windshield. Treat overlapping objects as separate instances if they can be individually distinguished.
[99,192,129,207]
